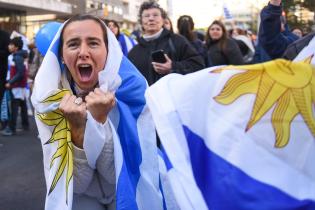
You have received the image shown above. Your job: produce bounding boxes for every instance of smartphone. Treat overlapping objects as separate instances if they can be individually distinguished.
[151,50,167,63]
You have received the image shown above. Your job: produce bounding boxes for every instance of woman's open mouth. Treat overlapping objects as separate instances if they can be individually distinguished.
[78,64,93,81]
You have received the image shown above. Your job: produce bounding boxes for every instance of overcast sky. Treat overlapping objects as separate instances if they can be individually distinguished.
[170,0,221,29]
[168,0,269,29]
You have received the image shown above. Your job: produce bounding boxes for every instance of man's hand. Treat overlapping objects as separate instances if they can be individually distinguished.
[270,0,281,6]
[85,88,115,124]
[152,54,172,75]
[59,93,87,148]
[5,83,10,89]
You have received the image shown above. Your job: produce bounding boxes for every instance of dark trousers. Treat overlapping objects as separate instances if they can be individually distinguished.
[9,98,29,132]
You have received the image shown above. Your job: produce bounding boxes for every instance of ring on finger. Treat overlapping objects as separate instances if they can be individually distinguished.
[74,97,83,105]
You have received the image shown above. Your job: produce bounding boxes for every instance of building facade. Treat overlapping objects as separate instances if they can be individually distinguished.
[0,0,72,38]
[0,0,149,40]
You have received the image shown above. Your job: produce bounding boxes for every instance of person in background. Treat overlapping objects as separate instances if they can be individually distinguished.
[130,26,141,41]
[28,42,36,65]
[231,27,255,64]
[106,19,137,56]
[128,1,205,85]
[1,37,29,136]
[205,20,244,67]
[0,29,10,105]
[177,15,209,66]
[195,30,205,42]
[28,43,43,88]
[258,0,299,59]
[163,16,174,33]
[291,27,303,38]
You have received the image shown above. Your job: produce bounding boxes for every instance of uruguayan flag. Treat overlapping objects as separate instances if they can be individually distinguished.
[223,4,233,20]
[118,33,137,56]
[31,20,163,210]
[146,55,315,209]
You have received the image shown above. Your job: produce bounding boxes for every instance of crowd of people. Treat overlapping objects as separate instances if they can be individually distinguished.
[1,1,313,136]
[0,0,314,209]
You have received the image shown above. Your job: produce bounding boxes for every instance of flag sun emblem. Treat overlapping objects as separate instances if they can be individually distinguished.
[212,57,315,148]
[38,89,73,202]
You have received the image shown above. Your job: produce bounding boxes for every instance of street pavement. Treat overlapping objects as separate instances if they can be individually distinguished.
[0,116,46,210]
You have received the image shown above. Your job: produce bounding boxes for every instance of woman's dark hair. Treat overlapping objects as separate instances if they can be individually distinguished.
[205,20,228,51]
[58,14,108,58]
[177,15,196,42]
[164,16,173,33]
[105,19,120,38]
[138,1,166,25]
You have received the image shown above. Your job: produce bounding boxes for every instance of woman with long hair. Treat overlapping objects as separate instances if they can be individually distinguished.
[177,15,208,66]
[205,20,244,67]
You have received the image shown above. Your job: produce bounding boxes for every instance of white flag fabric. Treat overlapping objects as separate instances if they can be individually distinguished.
[146,55,315,209]
[31,20,163,210]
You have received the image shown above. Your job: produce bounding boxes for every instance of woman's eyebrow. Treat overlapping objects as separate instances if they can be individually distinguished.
[87,37,102,42]
[65,37,80,44]
[65,37,102,45]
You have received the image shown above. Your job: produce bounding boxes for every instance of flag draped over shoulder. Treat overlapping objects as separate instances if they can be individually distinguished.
[31,21,162,210]
[146,52,315,209]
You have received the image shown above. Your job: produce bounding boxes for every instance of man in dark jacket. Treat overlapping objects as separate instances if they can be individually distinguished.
[0,29,10,103]
[128,1,205,85]
[259,0,299,59]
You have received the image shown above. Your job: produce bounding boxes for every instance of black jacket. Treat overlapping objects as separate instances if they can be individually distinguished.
[128,29,205,85]
[283,32,315,60]
[0,29,10,102]
[206,38,244,67]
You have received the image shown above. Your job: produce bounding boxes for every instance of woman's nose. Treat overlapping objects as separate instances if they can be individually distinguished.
[78,44,90,59]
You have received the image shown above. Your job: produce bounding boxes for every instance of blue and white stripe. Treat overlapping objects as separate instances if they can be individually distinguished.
[118,33,137,56]
[146,66,315,210]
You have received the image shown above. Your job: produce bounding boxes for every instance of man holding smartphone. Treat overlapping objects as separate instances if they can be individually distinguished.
[128,1,205,85]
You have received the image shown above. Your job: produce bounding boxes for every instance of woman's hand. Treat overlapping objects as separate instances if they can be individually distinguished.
[85,88,115,124]
[59,93,87,148]
[152,54,172,75]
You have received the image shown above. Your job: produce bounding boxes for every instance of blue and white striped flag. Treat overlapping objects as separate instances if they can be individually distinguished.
[223,4,233,20]
[31,20,163,210]
[118,33,137,56]
[146,54,315,208]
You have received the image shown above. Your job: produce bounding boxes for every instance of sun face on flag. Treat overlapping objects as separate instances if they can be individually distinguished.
[212,57,315,148]
[37,89,73,202]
